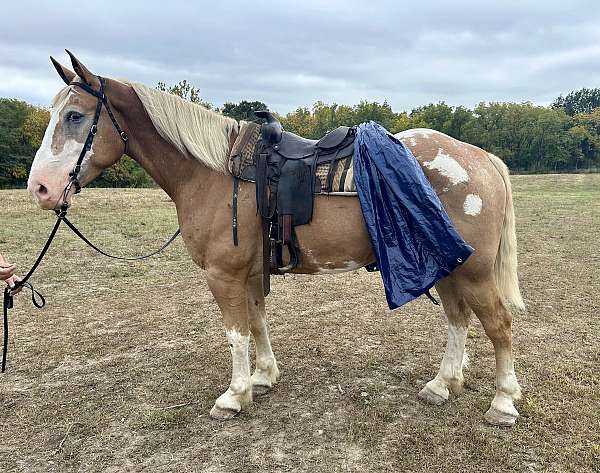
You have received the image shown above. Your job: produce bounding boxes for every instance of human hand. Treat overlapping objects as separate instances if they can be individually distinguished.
[0,262,16,281]
[6,275,22,295]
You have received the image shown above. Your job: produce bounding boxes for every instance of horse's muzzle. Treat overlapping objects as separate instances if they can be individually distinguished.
[27,177,71,210]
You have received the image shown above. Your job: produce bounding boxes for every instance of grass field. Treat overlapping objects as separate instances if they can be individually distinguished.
[0,174,598,472]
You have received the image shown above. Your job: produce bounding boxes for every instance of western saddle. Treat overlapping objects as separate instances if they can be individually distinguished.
[230,111,357,293]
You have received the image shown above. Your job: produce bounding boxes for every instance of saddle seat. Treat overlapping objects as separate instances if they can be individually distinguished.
[256,110,354,161]
[230,110,357,291]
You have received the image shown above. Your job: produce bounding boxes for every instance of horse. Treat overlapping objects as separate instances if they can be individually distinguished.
[27,52,525,426]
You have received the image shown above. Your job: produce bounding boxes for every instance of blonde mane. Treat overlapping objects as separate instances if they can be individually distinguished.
[129,83,238,173]
[51,86,71,109]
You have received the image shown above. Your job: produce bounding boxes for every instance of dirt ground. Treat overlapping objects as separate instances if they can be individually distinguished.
[0,174,598,473]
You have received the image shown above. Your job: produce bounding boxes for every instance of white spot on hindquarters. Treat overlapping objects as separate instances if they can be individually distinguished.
[395,128,439,139]
[463,193,482,216]
[423,149,470,185]
[317,261,363,274]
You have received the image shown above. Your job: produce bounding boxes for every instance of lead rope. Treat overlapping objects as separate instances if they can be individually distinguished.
[1,216,62,372]
[1,214,180,372]
[1,74,179,372]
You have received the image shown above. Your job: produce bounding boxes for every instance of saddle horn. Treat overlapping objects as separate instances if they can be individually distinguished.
[255,110,282,146]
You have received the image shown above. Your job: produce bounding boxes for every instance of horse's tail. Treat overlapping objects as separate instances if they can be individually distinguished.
[487,153,526,311]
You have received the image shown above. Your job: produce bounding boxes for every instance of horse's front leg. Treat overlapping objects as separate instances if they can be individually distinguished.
[248,273,280,395]
[207,268,253,420]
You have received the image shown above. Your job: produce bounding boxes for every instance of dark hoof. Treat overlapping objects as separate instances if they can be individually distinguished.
[210,405,240,420]
[418,385,448,406]
[484,406,517,426]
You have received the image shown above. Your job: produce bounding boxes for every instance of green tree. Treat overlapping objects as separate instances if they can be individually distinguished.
[221,100,268,122]
[569,108,600,170]
[552,88,600,116]
[22,107,50,149]
[157,80,213,109]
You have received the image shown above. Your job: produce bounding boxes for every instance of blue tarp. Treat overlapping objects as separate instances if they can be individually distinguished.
[353,121,474,309]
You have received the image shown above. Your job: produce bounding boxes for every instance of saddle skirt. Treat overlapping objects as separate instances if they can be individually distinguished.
[228,121,357,194]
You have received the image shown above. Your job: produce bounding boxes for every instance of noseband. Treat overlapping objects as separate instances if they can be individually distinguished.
[3,75,180,372]
[59,76,129,213]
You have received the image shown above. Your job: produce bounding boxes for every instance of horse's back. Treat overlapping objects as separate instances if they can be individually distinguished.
[293,128,506,275]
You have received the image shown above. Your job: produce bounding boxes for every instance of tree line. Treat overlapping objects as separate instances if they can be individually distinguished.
[1,82,599,188]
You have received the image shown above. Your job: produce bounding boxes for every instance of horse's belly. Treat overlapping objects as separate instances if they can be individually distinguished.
[291,194,374,274]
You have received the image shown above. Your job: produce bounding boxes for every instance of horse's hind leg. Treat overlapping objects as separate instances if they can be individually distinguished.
[419,277,472,405]
[465,278,522,426]
[247,273,280,395]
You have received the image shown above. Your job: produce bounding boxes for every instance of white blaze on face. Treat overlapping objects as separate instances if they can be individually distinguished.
[28,88,93,199]
[463,193,483,216]
[423,148,469,185]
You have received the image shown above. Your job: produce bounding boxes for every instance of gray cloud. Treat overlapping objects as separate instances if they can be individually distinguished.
[2,0,600,112]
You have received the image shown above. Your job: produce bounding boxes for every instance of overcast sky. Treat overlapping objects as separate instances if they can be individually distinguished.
[2,1,600,113]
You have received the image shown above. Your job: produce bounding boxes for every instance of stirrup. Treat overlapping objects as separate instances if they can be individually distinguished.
[278,241,301,272]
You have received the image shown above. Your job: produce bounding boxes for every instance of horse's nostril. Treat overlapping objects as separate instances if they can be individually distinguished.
[37,184,48,196]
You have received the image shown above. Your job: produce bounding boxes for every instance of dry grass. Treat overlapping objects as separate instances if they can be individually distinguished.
[0,175,598,472]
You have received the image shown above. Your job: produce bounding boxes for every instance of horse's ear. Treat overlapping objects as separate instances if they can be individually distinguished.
[65,49,100,89]
[50,56,76,85]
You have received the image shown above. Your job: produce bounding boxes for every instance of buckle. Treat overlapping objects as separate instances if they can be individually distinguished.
[90,124,98,135]
[57,201,69,218]
[120,131,129,142]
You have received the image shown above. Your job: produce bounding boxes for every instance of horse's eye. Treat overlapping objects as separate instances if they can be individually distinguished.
[66,111,83,123]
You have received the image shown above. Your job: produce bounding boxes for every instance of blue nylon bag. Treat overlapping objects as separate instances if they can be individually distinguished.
[353,121,474,309]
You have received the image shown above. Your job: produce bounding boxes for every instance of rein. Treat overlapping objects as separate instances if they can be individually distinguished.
[2,75,180,372]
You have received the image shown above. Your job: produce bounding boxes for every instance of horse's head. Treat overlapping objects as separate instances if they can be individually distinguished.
[28,51,128,210]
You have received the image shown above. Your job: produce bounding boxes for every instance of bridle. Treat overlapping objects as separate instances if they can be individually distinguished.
[2,75,180,372]
[58,76,129,207]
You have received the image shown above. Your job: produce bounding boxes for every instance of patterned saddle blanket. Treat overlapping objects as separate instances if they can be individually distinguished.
[228,121,357,194]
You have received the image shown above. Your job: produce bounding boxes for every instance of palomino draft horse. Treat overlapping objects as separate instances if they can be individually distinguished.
[28,52,525,426]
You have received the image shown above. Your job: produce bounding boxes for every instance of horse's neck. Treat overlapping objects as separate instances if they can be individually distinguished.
[126,113,226,204]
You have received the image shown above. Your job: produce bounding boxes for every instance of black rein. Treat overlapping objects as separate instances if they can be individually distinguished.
[2,75,180,372]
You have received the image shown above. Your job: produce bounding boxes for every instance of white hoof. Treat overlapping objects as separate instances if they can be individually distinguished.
[418,382,449,406]
[209,386,252,420]
[251,362,280,396]
[485,392,519,426]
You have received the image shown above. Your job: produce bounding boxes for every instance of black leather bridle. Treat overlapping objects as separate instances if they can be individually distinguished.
[2,75,180,372]
[60,76,129,201]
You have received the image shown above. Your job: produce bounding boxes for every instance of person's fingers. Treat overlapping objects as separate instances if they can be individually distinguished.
[7,276,22,294]
[0,265,16,279]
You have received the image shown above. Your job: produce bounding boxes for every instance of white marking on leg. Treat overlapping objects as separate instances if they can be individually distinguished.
[463,193,483,216]
[214,329,252,412]
[423,148,469,185]
[462,350,470,369]
[486,351,521,424]
[423,324,468,399]
[251,320,280,390]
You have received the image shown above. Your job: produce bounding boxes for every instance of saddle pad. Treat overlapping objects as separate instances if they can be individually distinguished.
[229,121,357,194]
